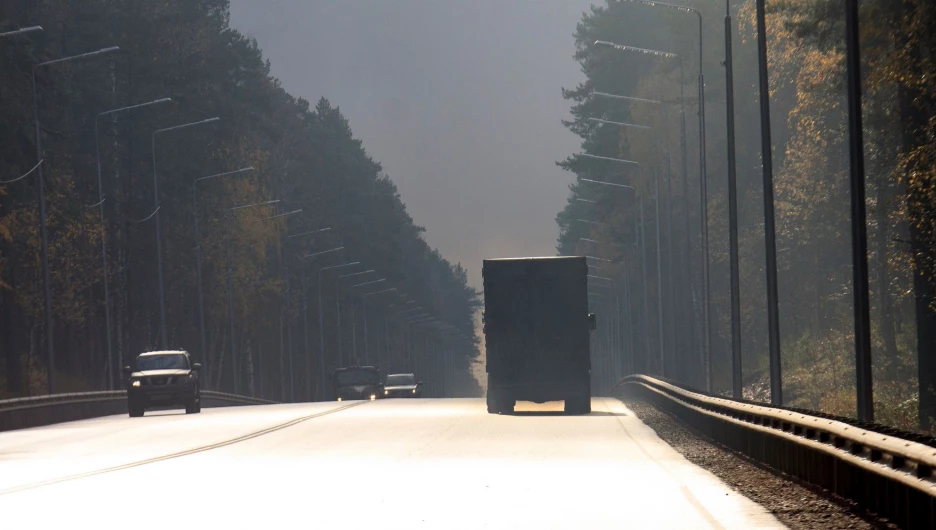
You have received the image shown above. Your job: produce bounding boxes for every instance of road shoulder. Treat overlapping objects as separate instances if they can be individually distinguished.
[618,391,898,530]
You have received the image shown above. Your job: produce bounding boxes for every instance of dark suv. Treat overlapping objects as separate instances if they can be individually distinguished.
[333,365,381,401]
[125,350,201,417]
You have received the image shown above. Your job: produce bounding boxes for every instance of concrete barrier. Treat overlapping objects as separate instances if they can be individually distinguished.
[0,390,277,432]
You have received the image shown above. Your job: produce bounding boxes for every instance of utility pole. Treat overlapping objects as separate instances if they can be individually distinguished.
[725,0,743,399]
[845,0,873,422]
[755,0,783,405]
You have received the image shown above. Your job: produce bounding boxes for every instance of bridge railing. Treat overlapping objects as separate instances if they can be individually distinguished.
[616,374,936,529]
[0,390,277,433]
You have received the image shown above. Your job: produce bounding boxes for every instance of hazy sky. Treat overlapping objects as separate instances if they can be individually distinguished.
[229,0,593,290]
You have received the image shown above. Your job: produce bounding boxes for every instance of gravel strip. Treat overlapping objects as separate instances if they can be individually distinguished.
[618,392,899,530]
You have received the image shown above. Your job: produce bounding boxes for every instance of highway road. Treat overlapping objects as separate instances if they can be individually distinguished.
[0,398,783,529]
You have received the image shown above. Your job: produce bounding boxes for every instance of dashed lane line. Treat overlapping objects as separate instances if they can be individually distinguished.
[0,400,368,496]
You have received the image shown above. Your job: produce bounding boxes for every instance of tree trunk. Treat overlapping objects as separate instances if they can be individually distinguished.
[897,47,936,429]
[875,174,899,370]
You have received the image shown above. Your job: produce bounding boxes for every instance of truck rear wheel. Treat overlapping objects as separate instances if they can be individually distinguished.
[486,389,500,414]
[487,374,501,414]
[500,396,515,414]
[487,388,513,414]
[487,385,515,414]
[565,395,591,415]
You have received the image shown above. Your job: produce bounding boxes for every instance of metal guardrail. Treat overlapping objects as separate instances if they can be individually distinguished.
[0,390,278,432]
[616,374,936,529]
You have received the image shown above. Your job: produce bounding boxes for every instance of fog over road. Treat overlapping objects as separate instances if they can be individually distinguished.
[229,0,592,291]
[0,399,782,529]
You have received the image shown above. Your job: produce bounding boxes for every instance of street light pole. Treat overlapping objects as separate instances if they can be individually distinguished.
[94,97,172,389]
[586,255,633,376]
[578,181,640,366]
[694,11,713,393]
[285,228,332,402]
[152,117,220,349]
[313,256,356,400]
[723,0,743,400]
[224,199,279,393]
[592,57,695,369]
[595,36,710,388]
[755,0,783,406]
[337,270,375,365]
[664,152,679,381]
[587,280,613,387]
[654,169,665,377]
[363,288,397,366]
[32,45,120,393]
[844,0,873,421]
[258,208,303,401]
[350,279,386,362]
[586,115,675,379]
[192,166,255,387]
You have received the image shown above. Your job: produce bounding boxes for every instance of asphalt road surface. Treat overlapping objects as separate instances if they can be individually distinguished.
[0,398,783,529]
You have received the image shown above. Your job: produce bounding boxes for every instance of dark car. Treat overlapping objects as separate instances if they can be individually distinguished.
[382,373,421,398]
[333,366,381,401]
[125,350,201,417]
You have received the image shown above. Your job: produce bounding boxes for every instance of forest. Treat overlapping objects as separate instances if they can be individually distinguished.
[0,0,482,401]
[556,0,936,430]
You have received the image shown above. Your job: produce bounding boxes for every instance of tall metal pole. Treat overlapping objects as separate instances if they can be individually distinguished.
[302,266,311,401]
[654,170,665,377]
[337,270,376,365]
[639,197,651,372]
[31,68,55,393]
[152,117,219,349]
[351,297,358,363]
[363,288,397,365]
[31,46,120,393]
[623,267,634,375]
[725,0,743,399]
[314,257,355,399]
[194,202,208,382]
[263,214,308,400]
[222,199,279,392]
[384,316,390,368]
[604,3,703,385]
[93,117,115,389]
[615,287,623,382]
[845,0,873,422]
[755,0,783,405]
[151,135,168,349]
[317,273,325,400]
[695,12,712,394]
[678,65,696,378]
[403,321,411,371]
[94,98,172,389]
[225,243,237,393]
[285,267,294,402]
[285,230,330,398]
[363,297,370,363]
[337,291,343,364]
[665,152,678,381]
[192,167,254,387]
